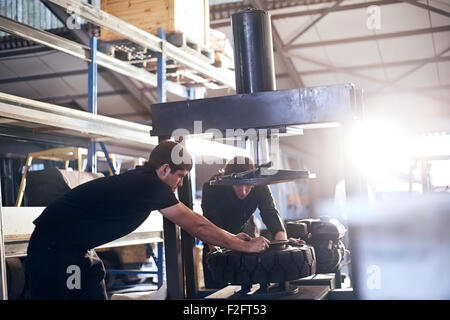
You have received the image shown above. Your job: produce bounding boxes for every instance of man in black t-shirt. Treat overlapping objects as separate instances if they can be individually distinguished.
[25,140,270,300]
[201,156,297,289]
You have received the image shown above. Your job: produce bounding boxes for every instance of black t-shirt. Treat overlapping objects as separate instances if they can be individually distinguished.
[201,174,286,238]
[33,167,178,249]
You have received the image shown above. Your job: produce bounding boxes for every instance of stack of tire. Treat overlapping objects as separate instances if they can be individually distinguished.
[286,217,347,274]
[206,243,316,287]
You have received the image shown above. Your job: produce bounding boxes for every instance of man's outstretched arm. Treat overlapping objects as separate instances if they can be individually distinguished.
[159,202,269,253]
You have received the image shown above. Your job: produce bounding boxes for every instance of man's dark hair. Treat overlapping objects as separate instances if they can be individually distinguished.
[144,140,193,172]
[222,156,255,176]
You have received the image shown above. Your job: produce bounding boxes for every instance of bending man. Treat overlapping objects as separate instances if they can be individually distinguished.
[25,140,269,299]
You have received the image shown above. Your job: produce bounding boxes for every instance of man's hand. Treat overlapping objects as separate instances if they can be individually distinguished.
[273,231,306,245]
[245,236,270,253]
[235,232,252,241]
[160,203,271,253]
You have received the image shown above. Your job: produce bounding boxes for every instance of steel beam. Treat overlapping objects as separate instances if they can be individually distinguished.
[0,92,158,148]
[0,45,52,58]
[401,0,450,18]
[41,0,91,44]
[155,35,184,298]
[275,55,450,76]
[366,84,450,96]
[0,15,87,61]
[46,0,236,89]
[284,50,449,105]
[38,90,128,104]
[287,25,450,50]
[371,46,450,95]
[211,0,400,27]
[0,68,105,85]
[179,173,198,299]
[284,51,388,86]
[157,29,167,104]
[87,36,98,174]
[284,0,345,47]
[88,37,98,115]
[158,134,184,299]
[98,141,116,175]
[272,0,398,20]
[150,83,357,137]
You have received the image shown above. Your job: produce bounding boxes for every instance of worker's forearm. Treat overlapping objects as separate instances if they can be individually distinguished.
[159,203,251,252]
[190,214,248,252]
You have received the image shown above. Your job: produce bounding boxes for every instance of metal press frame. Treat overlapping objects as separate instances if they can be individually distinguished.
[151,8,365,300]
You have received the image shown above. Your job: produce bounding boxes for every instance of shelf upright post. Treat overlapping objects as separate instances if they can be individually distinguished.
[188,87,197,197]
[87,36,98,173]
[98,142,116,175]
[178,87,201,299]
[157,242,164,289]
[157,28,167,105]
[157,27,184,300]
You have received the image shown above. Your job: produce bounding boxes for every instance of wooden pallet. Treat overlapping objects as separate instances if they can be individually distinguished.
[166,32,215,64]
[98,33,232,88]
[214,51,234,70]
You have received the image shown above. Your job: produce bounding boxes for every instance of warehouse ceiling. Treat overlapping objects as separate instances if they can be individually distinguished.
[0,0,449,132]
[212,0,450,132]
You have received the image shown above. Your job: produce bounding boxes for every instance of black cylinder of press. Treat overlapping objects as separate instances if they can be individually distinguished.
[231,9,276,94]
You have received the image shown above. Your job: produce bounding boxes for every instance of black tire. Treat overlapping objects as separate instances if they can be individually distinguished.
[207,245,316,286]
[312,240,345,274]
[6,258,26,300]
[286,221,309,239]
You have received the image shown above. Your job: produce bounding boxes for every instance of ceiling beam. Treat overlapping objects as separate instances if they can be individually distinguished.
[270,0,397,20]
[287,25,450,50]
[0,68,106,85]
[210,0,338,21]
[366,84,450,96]
[0,45,52,58]
[284,0,345,47]
[285,51,387,85]
[401,0,450,18]
[38,89,128,104]
[275,55,450,76]
[211,0,400,28]
[283,50,449,106]
[371,46,450,95]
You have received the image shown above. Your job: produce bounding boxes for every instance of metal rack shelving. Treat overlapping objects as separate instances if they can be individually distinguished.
[0,0,235,299]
